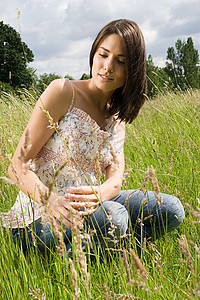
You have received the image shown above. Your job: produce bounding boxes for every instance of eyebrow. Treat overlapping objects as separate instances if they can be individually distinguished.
[99,46,125,57]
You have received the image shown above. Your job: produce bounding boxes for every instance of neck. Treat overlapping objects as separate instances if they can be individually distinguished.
[87,79,113,112]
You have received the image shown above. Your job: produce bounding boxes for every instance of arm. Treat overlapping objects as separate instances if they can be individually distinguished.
[98,121,125,201]
[66,122,125,212]
[8,79,85,227]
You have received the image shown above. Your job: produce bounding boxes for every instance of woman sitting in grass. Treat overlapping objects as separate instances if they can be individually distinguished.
[1,19,185,256]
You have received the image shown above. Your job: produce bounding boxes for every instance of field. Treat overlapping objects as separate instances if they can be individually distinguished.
[0,88,200,299]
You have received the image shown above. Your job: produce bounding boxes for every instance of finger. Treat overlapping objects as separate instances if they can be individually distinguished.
[65,193,99,202]
[52,209,84,230]
[67,186,99,195]
[78,207,97,216]
[51,210,72,228]
[69,201,99,209]
[54,204,72,221]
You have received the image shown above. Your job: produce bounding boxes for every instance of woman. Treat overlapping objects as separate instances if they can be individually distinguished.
[1,19,184,255]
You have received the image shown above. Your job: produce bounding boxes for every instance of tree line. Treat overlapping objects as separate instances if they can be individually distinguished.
[0,21,199,98]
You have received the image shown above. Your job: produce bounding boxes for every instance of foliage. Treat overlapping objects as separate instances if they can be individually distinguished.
[64,74,75,81]
[146,55,169,98]
[35,73,75,93]
[0,21,34,88]
[35,73,62,93]
[80,73,90,80]
[165,37,199,90]
[0,88,200,299]
[0,81,17,95]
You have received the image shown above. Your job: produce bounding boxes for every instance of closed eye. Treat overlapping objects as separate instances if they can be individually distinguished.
[99,53,107,58]
[117,60,125,64]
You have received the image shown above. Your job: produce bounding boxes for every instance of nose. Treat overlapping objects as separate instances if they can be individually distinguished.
[104,57,114,73]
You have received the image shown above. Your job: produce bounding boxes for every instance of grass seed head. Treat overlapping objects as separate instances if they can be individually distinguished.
[130,248,147,280]
[177,234,194,274]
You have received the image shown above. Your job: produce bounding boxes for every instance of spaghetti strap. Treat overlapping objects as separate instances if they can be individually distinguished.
[66,78,75,112]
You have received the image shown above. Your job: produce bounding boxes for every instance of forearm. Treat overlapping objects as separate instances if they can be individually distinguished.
[8,163,54,205]
[98,174,123,202]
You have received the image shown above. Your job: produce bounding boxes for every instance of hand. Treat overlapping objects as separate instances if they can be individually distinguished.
[65,186,100,216]
[48,194,83,229]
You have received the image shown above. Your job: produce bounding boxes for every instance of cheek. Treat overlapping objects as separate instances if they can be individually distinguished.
[119,68,126,86]
[91,56,99,76]
[91,64,96,77]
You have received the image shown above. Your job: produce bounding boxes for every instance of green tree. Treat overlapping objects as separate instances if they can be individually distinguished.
[0,21,34,88]
[165,37,199,89]
[64,74,74,80]
[80,73,90,80]
[36,73,62,93]
[146,55,169,98]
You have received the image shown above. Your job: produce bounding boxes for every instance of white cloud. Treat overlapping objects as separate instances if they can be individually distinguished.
[141,24,159,45]
[153,57,166,68]
[0,0,200,79]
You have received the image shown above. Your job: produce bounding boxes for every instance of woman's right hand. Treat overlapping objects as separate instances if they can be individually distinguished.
[48,194,83,229]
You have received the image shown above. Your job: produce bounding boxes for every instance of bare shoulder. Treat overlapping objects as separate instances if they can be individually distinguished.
[69,79,90,95]
[12,79,76,162]
[38,78,74,121]
[116,121,126,139]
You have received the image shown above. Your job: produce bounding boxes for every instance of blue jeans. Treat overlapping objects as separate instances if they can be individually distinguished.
[12,190,185,255]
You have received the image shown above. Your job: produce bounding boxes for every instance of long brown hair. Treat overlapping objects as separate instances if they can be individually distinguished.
[89,19,147,124]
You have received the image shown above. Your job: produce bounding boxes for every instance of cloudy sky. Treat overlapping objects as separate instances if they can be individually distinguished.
[0,0,200,79]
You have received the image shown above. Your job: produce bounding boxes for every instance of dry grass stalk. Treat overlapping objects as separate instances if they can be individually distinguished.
[0,148,5,168]
[140,167,149,195]
[69,258,80,300]
[0,129,33,186]
[28,287,46,300]
[123,168,132,192]
[94,150,102,185]
[189,280,200,299]
[148,165,163,203]
[70,210,90,294]
[9,104,13,129]
[154,286,163,293]
[190,241,200,260]
[18,128,32,163]
[115,294,144,300]
[3,153,20,185]
[123,249,131,283]
[130,249,147,280]
[0,176,15,185]
[147,241,165,277]
[124,189,137,206]
[177,234,194,274]
[152,251,165,279]
[130,279,149,292]
[185,203,200,219]
[40,107,59,130]
[102,283,111,300]
[147,241,161,256]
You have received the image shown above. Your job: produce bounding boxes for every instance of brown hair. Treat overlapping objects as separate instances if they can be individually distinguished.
[89,19,147,124]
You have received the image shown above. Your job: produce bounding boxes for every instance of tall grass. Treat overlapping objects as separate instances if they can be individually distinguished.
[0,88,200,299]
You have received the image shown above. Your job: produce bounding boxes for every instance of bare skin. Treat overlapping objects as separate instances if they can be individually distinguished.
[8,34,126,228]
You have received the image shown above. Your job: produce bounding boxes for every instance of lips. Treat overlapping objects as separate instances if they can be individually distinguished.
[99,74,113,81]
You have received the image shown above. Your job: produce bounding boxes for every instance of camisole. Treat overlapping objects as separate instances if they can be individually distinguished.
[1,80,122,228]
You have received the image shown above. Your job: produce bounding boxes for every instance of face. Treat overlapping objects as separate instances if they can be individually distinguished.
[91,34,126,93]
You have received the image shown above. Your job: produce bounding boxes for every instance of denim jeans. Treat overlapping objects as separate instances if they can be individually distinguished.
[12,190,185,255]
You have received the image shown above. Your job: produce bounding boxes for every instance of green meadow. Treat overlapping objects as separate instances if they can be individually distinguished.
[0,88,199,299]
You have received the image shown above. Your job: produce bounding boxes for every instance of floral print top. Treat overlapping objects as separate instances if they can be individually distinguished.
[1,82,122,228]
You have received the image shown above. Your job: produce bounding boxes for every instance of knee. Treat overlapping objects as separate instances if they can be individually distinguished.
[160,193,185,230]
[102,201,128,236]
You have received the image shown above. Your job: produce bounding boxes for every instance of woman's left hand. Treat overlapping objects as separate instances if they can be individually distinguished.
[65,186,100,216]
